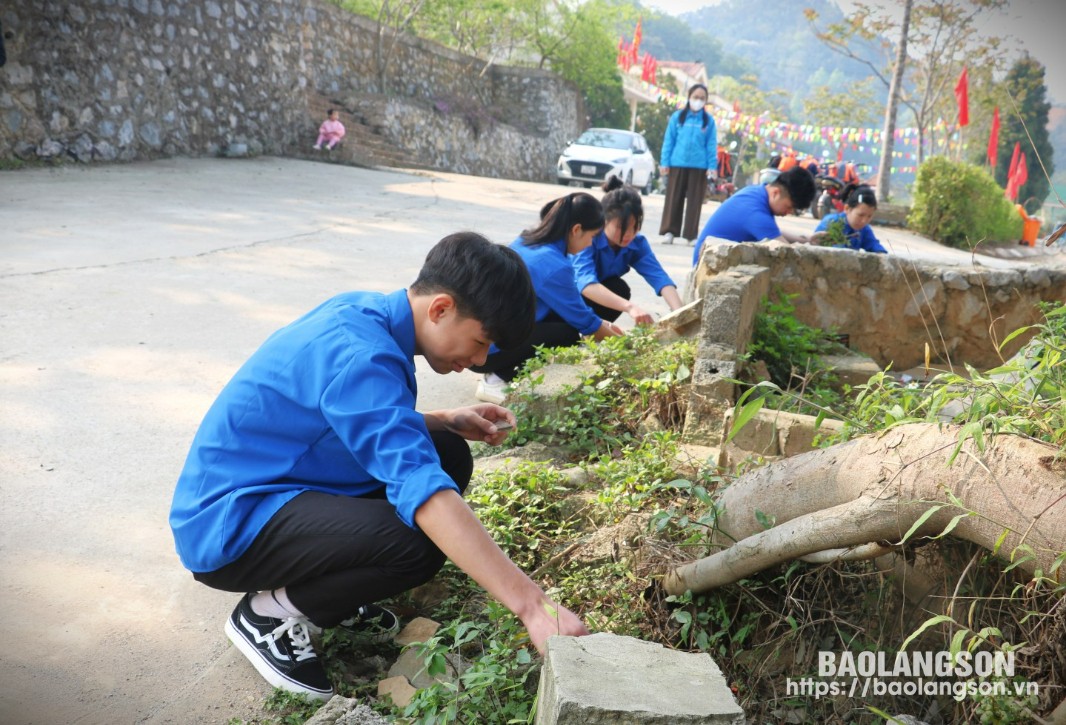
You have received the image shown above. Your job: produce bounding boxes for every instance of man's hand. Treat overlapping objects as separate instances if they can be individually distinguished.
[706,169,717,182]
[522,598,591,655]
[428,404,515,444]
[660,165,670,176]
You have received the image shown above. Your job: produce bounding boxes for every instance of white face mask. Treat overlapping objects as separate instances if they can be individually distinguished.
[689,98,706,112]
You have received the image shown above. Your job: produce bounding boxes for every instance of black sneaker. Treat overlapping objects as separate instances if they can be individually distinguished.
[224,593,333,701]
[336,604,400,643]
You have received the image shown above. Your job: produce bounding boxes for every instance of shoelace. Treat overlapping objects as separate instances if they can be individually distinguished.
[272,617,320,662]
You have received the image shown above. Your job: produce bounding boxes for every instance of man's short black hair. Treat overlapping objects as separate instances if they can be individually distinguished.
[772,167,817,210]
[411,232,534,350]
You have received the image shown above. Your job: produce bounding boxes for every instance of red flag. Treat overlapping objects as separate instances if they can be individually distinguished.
[987,107,1000,168]
[1014,152,1028,191]
[1007,142,1021,181]
[954,67,969,127]
[648,54,656,85]
[641,53,651,82]
[1006,146,1028,201]
[632,19,642,57]
[617,39,632,71]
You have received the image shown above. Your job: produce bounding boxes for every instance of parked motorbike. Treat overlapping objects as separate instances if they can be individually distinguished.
[706,174,736,202]
[811,174,845,219]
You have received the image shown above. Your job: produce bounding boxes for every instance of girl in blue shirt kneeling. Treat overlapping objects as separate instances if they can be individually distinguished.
[472,192,623,402]
[574,175,683,325]
[813,184,888,254]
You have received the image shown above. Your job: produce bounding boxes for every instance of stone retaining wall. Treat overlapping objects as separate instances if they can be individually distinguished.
[692,240,1066,370]
[0,0,583,181]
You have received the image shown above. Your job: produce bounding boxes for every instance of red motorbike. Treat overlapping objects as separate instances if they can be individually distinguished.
[811,174,845,219]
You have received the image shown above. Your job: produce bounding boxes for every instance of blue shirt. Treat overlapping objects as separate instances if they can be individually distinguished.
[169,289,460,572]
[661,108,718,171]
[510,236,601,336]
[815,212,888,254]
[693,184,781,265]
[572,231,676,296]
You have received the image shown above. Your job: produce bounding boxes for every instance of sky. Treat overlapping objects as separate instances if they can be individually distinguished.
[644,0,1066,105]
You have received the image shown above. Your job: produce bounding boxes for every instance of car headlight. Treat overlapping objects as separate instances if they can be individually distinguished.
[611,156,628,165]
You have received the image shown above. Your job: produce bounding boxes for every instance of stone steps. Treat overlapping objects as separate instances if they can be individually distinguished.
[297,91,431,170]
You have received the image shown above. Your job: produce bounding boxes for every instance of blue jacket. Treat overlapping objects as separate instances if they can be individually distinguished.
[815,212,887,254]
[572,231,676,296]
[661,107,718,171]
[169,289,461,572]
[511,236,601,336]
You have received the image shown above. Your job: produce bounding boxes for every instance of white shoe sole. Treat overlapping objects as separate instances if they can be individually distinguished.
[475,381,508,404]
[224,617,333,701]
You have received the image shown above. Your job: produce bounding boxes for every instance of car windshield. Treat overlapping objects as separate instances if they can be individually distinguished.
[574,130,632,150]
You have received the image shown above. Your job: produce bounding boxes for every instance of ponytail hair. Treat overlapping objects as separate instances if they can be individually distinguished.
[601,175,644,236]
[843,183,877,209]
[520,192,604,247]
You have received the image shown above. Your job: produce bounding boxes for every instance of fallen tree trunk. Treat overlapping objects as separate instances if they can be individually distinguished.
[665,423,1066,595]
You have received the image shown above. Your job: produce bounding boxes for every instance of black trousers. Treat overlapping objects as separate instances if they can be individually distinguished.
[582,275,629,323]
[470,311,581,382]
[193,430,473,627]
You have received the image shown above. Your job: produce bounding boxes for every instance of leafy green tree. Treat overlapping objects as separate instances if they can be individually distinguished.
[803,80,879,128]
[412,0,530,61]
[993,55,1054,210]
[635,98,675,162]
[330,0,428,92]
[526,0,629,128]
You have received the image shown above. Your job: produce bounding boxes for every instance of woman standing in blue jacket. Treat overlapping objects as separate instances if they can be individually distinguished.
[574,176,682,324]
[659,84,718,245]
[472,192,623,402]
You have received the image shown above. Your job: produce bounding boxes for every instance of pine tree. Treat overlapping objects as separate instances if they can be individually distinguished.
[997,55,1054,210]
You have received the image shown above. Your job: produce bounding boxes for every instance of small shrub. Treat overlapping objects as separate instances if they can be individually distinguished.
[909,156,1022,249]
[742,294,843,416]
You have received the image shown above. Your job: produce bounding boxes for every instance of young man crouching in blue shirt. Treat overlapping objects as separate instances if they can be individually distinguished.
[169,232,590,701]
[692,166,818,265]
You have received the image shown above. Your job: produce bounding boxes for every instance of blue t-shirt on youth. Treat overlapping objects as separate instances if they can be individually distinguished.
[169,289,460,573]
[571,231,676,297]
[509,235,601,336]
[814,212,888,254]
[692,184,781,265]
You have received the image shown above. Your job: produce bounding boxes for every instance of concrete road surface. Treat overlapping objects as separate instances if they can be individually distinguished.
[0,157,1059,724]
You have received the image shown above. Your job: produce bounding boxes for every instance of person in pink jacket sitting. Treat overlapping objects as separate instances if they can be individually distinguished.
[314,109,345,151]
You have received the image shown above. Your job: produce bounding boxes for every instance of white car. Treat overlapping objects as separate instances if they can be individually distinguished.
[556,128,657,195]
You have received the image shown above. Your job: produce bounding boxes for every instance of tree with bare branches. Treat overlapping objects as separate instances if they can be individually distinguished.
[805,0,1008,201]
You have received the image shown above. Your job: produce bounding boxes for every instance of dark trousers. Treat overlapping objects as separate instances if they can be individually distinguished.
[193,430,473,627]
[582,275,629,322]
[659,167,708,241]
[470,312,581,382]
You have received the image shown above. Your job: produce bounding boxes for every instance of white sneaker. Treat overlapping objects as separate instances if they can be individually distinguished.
[475,373,508,404]
[661,233,674,245]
